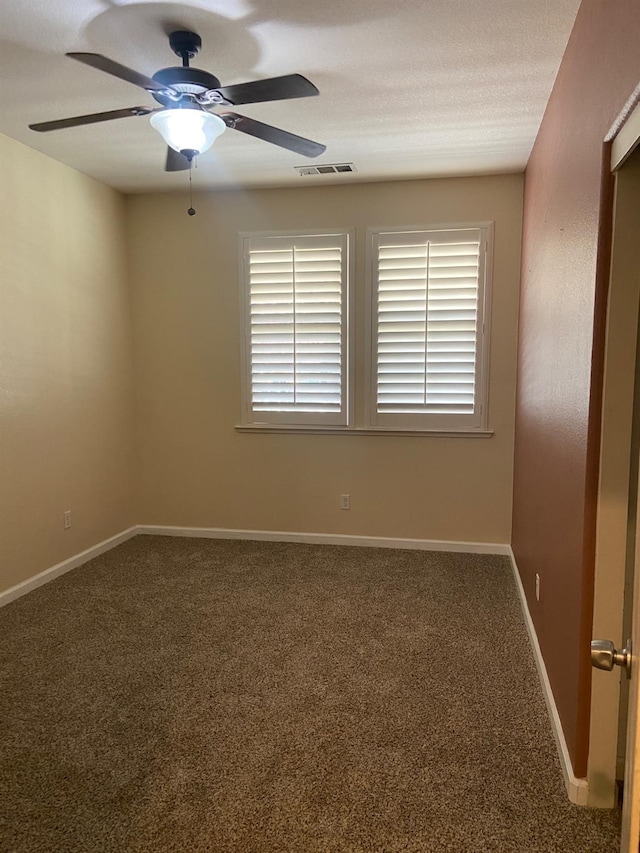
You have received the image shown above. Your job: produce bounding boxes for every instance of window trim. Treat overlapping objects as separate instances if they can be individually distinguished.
[235,423,494,437]
[238,229,355,428]
[365,221,494,433]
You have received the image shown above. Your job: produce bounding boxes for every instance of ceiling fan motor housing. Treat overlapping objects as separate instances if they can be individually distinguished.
[151,67,222,106]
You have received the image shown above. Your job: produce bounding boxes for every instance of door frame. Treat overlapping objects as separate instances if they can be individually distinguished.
[588,99,640,808]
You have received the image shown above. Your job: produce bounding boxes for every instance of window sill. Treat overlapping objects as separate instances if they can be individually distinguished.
[235,425,494,438]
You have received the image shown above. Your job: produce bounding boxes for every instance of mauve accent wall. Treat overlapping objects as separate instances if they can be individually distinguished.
[512,0,640,777]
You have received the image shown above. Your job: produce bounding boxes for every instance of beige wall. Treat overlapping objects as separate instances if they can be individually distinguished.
[128,174,522,542]
[0,133,135,593]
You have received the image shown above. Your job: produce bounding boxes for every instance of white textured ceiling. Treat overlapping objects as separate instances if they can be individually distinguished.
[0,0,581,193]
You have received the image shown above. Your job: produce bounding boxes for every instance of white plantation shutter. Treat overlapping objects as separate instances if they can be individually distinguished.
[370,227,489,430]
[241,232,349,425]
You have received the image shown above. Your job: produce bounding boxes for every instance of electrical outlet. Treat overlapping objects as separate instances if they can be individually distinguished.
[535,573,541,601]
[340,494,350,510]
[64,510,72,530]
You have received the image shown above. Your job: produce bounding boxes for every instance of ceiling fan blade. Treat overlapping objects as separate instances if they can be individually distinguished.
[220,112,326,158]
[165,147,191,172]
[29,106,155,132]
[204,74,319,106]
[67,52,179,97]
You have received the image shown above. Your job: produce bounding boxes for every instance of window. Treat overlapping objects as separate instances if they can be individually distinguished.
[368,225,491,431]
[239,224,491,434]
[240,231,351,426]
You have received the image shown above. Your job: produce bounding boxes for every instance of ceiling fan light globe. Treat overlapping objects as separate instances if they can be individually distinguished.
[150,109,225,155]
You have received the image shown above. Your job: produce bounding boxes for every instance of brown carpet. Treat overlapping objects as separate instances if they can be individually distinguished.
[0,536,621,852]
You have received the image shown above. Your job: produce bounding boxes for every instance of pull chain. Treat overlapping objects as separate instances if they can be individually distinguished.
[187,160,196,216]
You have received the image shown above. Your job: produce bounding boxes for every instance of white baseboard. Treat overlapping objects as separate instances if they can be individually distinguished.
[0,527,138,609]
[0,525,509,611]
[135,524,511,555]
[508,546,589,806]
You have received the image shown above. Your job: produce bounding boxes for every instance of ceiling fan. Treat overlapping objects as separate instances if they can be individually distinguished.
[29,29,326,172]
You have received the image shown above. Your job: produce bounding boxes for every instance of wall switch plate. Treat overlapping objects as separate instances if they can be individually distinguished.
[340,494,350,510]
[64,510,72,530]
[535,573,541,601]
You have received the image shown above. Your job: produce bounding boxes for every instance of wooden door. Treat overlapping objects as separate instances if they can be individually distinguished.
[621,504,640,850]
